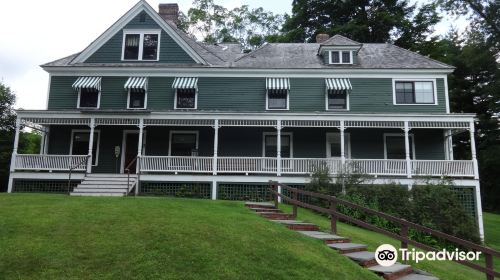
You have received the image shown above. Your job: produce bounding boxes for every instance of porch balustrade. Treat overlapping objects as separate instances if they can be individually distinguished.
[14,154,88,171]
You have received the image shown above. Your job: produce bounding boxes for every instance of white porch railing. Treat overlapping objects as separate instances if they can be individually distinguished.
[411,160,474,177]
[346,159,408,176]
[14,154,88,171]
[281,158,342,174]
[217,157,277,173]
[140,156,213,173]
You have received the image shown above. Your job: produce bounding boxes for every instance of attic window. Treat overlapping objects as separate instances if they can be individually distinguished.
[329,51,352,64]
[122,30,160,61]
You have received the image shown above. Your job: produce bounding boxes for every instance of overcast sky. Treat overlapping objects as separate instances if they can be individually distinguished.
[0,0,466,110]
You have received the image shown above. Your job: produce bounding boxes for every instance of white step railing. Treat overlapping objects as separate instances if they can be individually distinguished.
[411,160,474,177]
[345,159,408,176]
[281,158,343,174]
[140,156,213,173]
[15,154,87,171]
[217,157,277,173]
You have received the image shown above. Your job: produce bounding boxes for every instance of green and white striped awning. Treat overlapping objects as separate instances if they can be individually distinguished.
[172,77,198,89]
[124,77,147,89]
[326,78,352,92]
[72,76,101,91]
[266,78,290,90]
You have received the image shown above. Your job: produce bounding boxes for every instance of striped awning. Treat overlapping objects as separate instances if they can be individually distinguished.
[326,78,352,92]
[172,77,198,89]
[124,77,147,89]
[72,76,101,91]
[266,78,290,90]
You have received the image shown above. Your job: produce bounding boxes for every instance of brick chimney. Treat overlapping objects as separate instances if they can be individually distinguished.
[316,33,330,43]
[159,3,179,25]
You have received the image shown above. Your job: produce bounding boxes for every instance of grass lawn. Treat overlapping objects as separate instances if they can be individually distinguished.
[279,204,500,280]
[0,194,380,280]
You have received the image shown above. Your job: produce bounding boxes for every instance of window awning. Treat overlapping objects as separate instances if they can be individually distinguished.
[326,78,352,92]
[72,76,101,91]
[172,77,198,89]
[266,78,290,90]
[124,77,147,89]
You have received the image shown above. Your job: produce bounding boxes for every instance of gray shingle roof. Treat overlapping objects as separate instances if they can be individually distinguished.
[321,35,362,46]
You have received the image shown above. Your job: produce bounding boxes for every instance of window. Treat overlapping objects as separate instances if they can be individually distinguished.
[329,51,352,64]
[327,90,348,110]
[122,30,160,61]
[384,134,414,159]
[78,88,99,108]
[70,130,100,166]
[394,81,435,105]
[326,133,350,158]
[175,88,197,109]
[169,132,198,156]
[267,89,288,110]
[263,133,292,158]
[128,88,146,109]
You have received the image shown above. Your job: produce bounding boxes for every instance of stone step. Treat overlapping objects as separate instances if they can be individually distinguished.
[398,274,439,280]
[259,212,295,220]
[70,192,125,197]
[327,243,368,254]
[343,251,377,267]
[249,208,282,213]
[245,202,275,209]
[296,231,351,244]
[368,263,413,280]
[86,173,136,178]
[271,220,319,231]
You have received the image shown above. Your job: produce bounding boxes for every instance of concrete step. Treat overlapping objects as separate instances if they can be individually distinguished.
[398,274,439,280]
[259,212,295,220]
[249,208,282,213]
[327,243,368,254]
[368,263,413,280]
[70,192,125,197]
[86,173,136,178]
[296,231,351,244]
[344,251,377,267]
[73,188,127,193]
[81,180,132,185]
[77,184,129,189]
[245,202,275,209]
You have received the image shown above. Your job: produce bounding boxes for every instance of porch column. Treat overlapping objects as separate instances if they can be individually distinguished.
[469,121,479,179]
[137,119,144,170]
[444,130,454,160]
[40,130,46,155]
[340,120,346,166]
[7,118,21,193]
[404,121,412,178]
[86,118,96,173]
[276,120,282,177]
[43,126,50,155]
[212,119,219,175]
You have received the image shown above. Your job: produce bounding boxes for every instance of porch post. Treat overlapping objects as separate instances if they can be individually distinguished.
[212,119,219,175]
[276,120,282,177]
[469,121,479,179]
[137,118,144,170]
[7,118,21,193]
[340,120,345,165]
[86,118,95,173]
[40,130,46,155]
[404,121,412,178]
[43,126,50,155]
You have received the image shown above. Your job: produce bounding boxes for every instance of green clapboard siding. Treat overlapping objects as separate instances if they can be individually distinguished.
[47,76,448,113]
[85,12,196,64]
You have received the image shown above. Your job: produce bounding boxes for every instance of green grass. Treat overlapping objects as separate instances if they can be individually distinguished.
[279,204,500,280]
[0,194,379,280]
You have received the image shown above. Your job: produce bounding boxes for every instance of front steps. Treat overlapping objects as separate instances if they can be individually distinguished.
[245,202,439,280]
[71,174,137,197]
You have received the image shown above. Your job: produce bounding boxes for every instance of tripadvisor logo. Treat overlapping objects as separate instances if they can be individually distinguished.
[375,244,482,266]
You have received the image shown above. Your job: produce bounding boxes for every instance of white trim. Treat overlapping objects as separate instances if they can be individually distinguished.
[383,133,415,160]
[121,29,161,62]
[45,73,52,110]
[328,50,354,65]
[174,88,198,110]
[325,132,351,158]
[77,88,101,109]
[127,88,147,109]
[262,132,293,157]
[69,129,101,166]
[392,78,438,105]
[168,130,200,156]
[266,89,289,111]
[120,129,147,173]
[444,77,450,113]
[72,1,206,64]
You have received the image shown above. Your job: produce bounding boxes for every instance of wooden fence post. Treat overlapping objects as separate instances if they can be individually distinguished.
[485,253,493,280]
[274,183,279,209]
[292,190,298,219]
[330,199,337,234]
[400,220,409,264]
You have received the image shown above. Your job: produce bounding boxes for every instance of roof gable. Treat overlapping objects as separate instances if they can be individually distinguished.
[321,35,362,46]
[71,1,207,64]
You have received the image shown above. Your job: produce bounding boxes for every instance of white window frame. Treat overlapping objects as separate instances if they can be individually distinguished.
[69,129,101,166]
[174,88,198,110]
[383,133,416,160]
[120,129,147,173]
[77,88,101,109]
[325,132,351,158]
[266,89,289,111]
[127,88,148,110]
[168,130,200,156]
[262,132,294,157]
[328,50,353,65]
[392,78,438,106]
[121,29,161,61]
[325,89,350,111]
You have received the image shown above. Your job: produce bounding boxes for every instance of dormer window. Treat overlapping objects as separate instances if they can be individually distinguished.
[122,30,160,61]
[329,51,352,64]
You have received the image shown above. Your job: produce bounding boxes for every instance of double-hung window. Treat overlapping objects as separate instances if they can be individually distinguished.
[394,80,436,105]
[326,78,351,110]
[266,78,290,110]
[125,77,148,109]
[122,30,160,61]
[73,76,101,109]
[173,77,198,109]
[328,90,347,110]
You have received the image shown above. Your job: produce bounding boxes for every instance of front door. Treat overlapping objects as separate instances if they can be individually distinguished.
[123,133,139,173]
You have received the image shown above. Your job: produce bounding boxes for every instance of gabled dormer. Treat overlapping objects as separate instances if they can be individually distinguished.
[317,34,362,65]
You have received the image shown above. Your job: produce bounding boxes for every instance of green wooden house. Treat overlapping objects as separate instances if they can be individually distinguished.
[7,1,484,239]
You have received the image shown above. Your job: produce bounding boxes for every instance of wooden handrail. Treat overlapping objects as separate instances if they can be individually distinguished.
[68,155,90,194]
[125,155,140,196]
[269,181,500,280]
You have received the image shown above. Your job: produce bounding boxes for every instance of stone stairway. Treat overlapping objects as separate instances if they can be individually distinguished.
[245,202,439,280]
[70,174,137,197]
